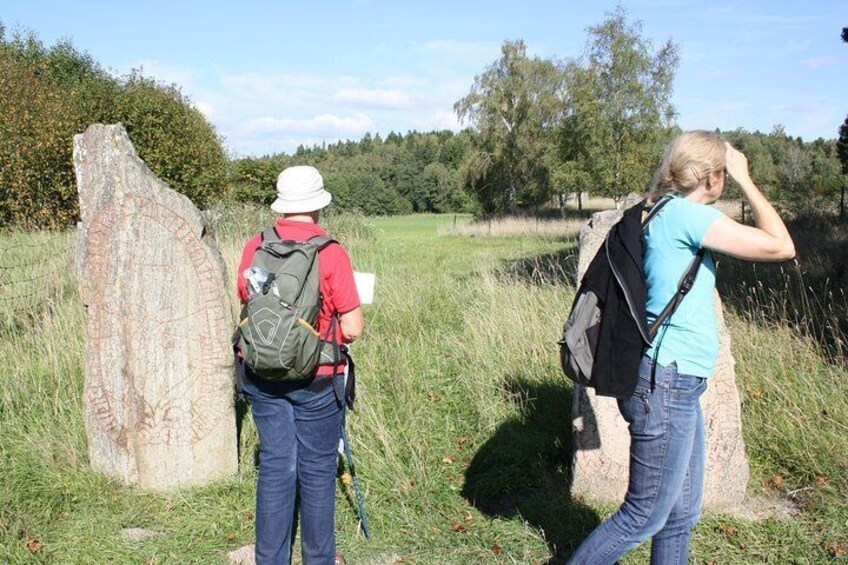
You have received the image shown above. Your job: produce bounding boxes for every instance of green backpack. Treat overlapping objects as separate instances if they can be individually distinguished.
[236,228,340,380]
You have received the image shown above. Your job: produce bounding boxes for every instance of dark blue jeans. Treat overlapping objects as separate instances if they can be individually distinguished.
[241,373,344,565]
[567,357,708,565]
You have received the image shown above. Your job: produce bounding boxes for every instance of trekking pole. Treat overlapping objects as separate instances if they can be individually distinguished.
[340,425,371,539]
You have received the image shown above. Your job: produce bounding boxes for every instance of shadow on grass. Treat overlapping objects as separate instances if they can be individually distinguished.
[497,247,580,288]
[462,377,600,563]
[235,395,260,469]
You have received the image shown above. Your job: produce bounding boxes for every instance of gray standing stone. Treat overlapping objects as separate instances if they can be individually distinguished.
[571,207,750,512]
[74,124,237,490]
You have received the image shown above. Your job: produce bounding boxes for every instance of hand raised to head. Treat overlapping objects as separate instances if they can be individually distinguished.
[724,142,751,185]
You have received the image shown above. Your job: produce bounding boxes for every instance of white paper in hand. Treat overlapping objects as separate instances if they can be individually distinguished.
[353,272,375,304]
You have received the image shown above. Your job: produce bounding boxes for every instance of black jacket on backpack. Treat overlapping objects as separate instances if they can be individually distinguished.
[580,201,652,398]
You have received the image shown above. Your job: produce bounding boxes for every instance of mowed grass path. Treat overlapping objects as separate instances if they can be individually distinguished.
[1,212,846,563]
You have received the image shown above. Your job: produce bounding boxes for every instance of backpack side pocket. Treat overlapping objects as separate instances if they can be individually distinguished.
[559,290,601,386]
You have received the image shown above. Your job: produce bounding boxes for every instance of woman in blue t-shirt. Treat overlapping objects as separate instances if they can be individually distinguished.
[567,130,795,565]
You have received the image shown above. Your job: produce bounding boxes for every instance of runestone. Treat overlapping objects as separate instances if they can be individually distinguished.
[74,124,236,490]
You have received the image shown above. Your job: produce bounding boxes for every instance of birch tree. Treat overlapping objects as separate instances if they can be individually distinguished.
[559,6,679,205]
[454,40,564,213]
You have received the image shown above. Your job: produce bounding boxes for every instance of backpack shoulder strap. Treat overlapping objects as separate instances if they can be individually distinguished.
[260,227,280,244]
[641,195,675,228]
[647,248,705,342]
[307,235,337,251]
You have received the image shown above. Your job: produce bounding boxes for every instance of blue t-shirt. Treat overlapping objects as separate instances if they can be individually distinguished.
[643,196,723,377]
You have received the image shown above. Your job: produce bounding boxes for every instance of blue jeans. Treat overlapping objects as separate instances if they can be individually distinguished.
[241,373,344,565]
[567,357,708,565]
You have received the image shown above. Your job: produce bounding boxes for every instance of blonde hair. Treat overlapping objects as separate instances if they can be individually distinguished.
[646,130,726,205]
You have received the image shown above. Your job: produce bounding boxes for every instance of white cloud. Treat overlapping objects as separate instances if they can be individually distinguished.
[223,112,379,155]
[124,59,203,89]
[380,75,430,89]
[716,101,754,112]
[771,103,815,114]
[193,101,215,118]
[236,112,376,138]
[411,110,461,132]
[330,88,414,110]
[116,40,494,155]
[421,40,500,68]
[734,13,831,30]
[215,72,336,113]
[220,72,330,92]
[783,39,811,54]
[801,56,839,70]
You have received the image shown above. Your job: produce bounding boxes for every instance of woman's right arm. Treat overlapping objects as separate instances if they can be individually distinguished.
[701,143,796,262]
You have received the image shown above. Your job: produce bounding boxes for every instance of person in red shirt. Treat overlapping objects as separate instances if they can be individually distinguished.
[236,165,363,565]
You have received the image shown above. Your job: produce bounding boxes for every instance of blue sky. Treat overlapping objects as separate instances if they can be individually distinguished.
[3,1,846,156]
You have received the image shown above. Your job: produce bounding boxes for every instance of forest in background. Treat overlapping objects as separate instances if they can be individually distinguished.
[1,9,846,228]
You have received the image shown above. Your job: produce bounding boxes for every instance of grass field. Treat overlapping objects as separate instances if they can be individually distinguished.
[1,210,847,563]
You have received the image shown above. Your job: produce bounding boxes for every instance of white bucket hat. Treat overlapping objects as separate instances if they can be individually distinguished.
[271,166,333,213]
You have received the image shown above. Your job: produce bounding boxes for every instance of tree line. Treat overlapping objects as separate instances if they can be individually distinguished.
[231,122,844,219]
[2,10,846,229]
[229,130,478,216]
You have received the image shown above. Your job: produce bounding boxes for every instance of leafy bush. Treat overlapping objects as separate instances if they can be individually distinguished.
[0,24,227,229]
[0,33,93,228]
[115,72,227,209]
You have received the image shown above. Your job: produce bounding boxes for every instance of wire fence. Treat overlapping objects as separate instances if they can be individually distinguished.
[0,234,75,310]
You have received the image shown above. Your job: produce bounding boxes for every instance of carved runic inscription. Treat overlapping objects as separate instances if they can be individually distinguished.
[83,198,229,448]
[75,124,236,490]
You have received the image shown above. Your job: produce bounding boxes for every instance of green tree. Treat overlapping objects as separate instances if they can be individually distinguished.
[559,6,679,205]
[839,23,848,219]
[454,40,564,214]
[227,156,281,204]
[723,128,780,221]
[807,139,843,215]
[777,142,811,209]
[837,117,848,219]
[724,127,843,218]
[237,129,476,215]
[0,27,103,228]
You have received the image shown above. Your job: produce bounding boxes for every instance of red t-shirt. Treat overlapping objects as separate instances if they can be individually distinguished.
[237,219,360,376]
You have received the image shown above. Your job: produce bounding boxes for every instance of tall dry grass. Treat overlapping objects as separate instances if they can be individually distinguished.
[717,214,848,361]
[438,216,585,239]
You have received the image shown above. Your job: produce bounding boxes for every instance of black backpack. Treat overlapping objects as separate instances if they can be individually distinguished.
[559,197,704,389]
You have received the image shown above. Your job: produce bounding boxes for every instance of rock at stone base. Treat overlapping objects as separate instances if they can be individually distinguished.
[121,528,159,541]
[74,124,237,490]
[570,207,750,513]
[229,544,255,565]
